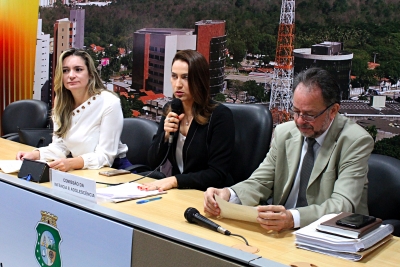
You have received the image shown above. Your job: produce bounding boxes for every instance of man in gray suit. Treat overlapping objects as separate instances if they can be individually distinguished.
[204,67,374,231]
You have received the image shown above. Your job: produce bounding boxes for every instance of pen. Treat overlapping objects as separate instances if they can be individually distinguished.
[136,196,162,204]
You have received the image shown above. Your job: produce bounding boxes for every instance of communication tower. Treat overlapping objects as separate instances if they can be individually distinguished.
[269,0,295,112]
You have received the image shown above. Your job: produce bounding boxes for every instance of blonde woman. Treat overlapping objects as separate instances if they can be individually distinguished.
[17,48,132,171]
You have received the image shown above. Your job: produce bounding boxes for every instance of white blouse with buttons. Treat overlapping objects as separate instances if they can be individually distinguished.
[38,90,128,169]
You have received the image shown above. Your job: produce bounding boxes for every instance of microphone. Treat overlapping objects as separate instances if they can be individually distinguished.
[184,207,231,235]
[168,98,183,144]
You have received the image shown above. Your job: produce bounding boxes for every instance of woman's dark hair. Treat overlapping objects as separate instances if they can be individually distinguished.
[168,50,216,125]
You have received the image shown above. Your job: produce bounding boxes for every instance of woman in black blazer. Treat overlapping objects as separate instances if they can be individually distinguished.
[141,50,235,191]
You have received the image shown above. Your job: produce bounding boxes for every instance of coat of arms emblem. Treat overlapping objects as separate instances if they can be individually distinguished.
[35,211,62,267]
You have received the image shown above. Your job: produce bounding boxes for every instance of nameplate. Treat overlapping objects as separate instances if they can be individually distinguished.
[51,169,97,203]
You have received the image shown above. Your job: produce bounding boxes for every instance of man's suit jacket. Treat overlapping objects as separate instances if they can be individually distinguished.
[232,114,374,227]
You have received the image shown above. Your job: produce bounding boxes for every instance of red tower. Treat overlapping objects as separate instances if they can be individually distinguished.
[269,0,295,113]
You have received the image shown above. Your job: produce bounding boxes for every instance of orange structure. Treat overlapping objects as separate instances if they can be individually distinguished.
[269,0,295,113]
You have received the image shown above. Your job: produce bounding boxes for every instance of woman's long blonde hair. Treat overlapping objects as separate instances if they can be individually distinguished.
[53,48,106,138]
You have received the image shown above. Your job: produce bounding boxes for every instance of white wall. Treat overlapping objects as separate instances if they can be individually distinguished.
[163,35,196,97]
[33,19,50,101]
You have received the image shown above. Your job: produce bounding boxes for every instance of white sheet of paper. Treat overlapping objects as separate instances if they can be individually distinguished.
[97,182,166,202]
[215,194,258,223]
[0,160,23,174]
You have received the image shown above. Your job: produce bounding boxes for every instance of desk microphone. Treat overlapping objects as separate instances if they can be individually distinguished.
[184,207,231,235]
[169,98,183,144]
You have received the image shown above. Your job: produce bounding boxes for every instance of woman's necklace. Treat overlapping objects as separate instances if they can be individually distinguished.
[185,115,193,126]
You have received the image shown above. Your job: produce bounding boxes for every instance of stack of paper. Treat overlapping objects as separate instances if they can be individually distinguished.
[0,160,23,174]
[97,182,166,203]
[295,214,393,261]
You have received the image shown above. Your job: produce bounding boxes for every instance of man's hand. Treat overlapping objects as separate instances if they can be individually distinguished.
[203,187,231,216]
[257,205,294,232]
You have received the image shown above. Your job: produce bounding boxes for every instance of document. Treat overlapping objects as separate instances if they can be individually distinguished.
[294,214,394,261]
[295,214,393,252]
[97,182,166,203]
[0,160,23,174]
[215,195,258,223]
[296,235,392,261]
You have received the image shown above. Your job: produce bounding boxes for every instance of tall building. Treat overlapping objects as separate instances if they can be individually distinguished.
[195,20,227,96]
[131,28,197,97]
[33,19,51,108]
[53,7,85,68]
[53,18,73,68]
[70,8,85,49]
[131,20,227,97]
[294,41,353,100]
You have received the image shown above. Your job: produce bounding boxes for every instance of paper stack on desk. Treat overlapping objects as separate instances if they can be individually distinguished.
[295,214,394,261]
[97,182,166,203]
[0,160,23,174]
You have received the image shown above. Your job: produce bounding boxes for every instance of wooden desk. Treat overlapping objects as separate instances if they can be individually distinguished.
[2,138,400,267]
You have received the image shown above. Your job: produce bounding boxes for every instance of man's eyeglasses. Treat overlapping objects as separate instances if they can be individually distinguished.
[289,103,335,122]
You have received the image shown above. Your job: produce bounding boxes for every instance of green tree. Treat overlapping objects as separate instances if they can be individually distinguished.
[227,80,243,103]
[120,51,133,71]
[332,0,348,13]
[132,98,144,112]
[365,125,378,141]
[104,45,121,73]
[100,65,113,82]
[228,39,246,62]
[120,96,133,118]
[119,94,144,118]
[241,80,268,102]
[373,135,400,160]
[377,61,400,82]
[361,70,379,91]
[235,0,244,8]
[214,93,226,102]
[86,48,99,69]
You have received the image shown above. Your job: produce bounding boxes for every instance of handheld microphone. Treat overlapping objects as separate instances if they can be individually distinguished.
[168,98,183,144]
[184,207,231,235]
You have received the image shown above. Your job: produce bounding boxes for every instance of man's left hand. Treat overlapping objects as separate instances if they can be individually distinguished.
[257,205,294,232]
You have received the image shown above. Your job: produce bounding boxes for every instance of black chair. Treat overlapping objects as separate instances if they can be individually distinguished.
[367,154,400,236]
[18,128,53,148]
[1,99,50,142]
[120,118,165,177]
[223,103,273,184]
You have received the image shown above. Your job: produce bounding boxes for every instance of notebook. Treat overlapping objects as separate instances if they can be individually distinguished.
[317,212,382,239]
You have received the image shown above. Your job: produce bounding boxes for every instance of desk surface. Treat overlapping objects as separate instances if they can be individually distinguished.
[2,138,400,267]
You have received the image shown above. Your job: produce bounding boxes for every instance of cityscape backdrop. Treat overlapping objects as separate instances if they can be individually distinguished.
[1,0,400,144]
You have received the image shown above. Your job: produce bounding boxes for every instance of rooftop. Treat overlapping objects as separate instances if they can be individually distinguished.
[135,28,194,35]
[339,100,400,116]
